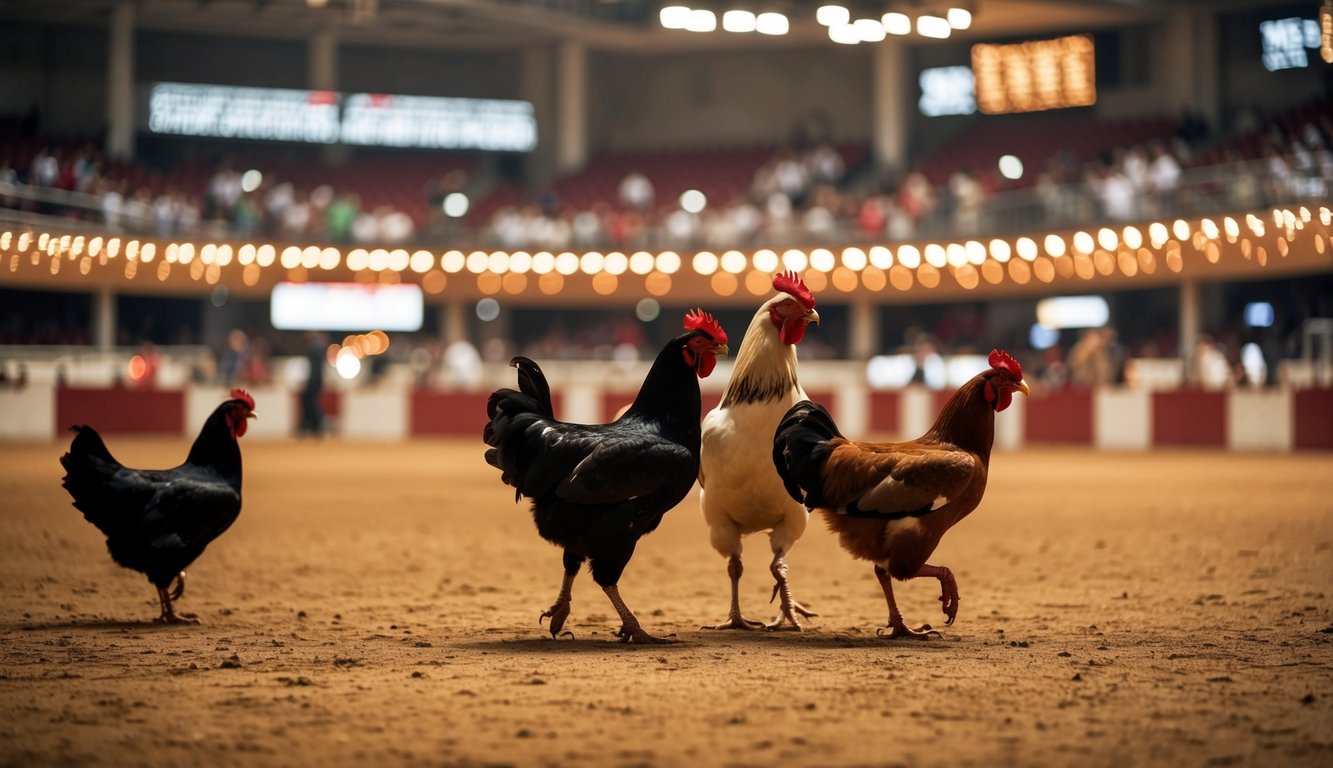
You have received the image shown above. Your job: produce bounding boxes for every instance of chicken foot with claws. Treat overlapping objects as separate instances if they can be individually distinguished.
[766,553,818,631]
[874,564,941,640]
[702,554,766,630]
[154,582,199,625]
[539,571,577,639]
[604,585,673,644]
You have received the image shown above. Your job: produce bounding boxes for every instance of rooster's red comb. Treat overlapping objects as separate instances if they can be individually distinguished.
[773,270,815,310]
[230,388,256,411]
[988,349,1022,380]
[684,309,727,346]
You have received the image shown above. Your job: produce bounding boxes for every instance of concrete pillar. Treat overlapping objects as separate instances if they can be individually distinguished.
[556,40,588,175]
[441,299,467,346]
[309,26,338,92]
[520,45,557,188]
[106,0,135,161]
[849,297,879,359]
[1192,9,1220,132]
[94,286,116,351]
[1161,8,1219,128]
[1179,279,1199,374]
[871,40,909,173]
[309,27,348,165]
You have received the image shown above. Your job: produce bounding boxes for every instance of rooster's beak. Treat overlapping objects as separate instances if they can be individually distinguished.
[805,309,820,325]
[1015,380,1030,396]
[714,343,730,357]
[248,411,259,420]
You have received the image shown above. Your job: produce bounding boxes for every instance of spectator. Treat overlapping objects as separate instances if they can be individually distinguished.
[1069,328,1113,388]
[618,170,654,212]
[298,332,327,438]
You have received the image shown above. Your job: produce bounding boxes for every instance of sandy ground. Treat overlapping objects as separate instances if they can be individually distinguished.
[0,437,1330,768]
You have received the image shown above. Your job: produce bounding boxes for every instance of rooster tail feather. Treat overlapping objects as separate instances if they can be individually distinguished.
[772,400,842,509]
[59,425,128,536]
[62,424,116,466]
[510,356,554,419]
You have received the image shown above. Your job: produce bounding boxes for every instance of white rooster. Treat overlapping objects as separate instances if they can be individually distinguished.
[699,271,821,630]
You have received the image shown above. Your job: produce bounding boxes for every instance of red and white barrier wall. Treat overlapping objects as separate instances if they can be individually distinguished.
[3,378,1329,450]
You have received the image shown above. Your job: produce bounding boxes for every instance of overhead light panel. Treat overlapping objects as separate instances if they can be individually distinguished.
[722,10,757,33]
[816,4,850,27]
[756,12,789,35]
[854,18,886,42]
[882,12,911,36]
[660,5,690,29]
[917,14,952,38]
[829,23,860,44]
[947,8,972,30]
[685,9,717,32]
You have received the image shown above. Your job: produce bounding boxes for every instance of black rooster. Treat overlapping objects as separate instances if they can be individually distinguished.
[484,310,729,643]
[60,389,257,624]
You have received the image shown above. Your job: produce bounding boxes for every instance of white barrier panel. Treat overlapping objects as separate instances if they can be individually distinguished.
[900,387,936,441]
[833,380,869,438]
[0,386,55,440]
[995,392,1024,451]
[1228,389,1293,451]
[1095,388,1151,450]
[561,383,601,425]
[186,385,293,440]
[340,389,408,440]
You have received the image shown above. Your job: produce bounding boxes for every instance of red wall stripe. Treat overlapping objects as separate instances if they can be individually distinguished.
[868,391,901,434]
[600,391,726,423]
[1025,390,1094,444]
[1293,388,1333,450]
[56,387,185,435]
[1152,389,1226,446]
[411,391,505,437]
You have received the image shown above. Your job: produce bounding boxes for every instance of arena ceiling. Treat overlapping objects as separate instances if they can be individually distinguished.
[0,0,1300,52]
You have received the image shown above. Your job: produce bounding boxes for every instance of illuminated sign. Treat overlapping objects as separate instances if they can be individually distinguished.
[340,93,536,151]
[148,82,537,152]
[971,34,1096,115]
[1258,17,1321,71]
[919,66,976,117]
[148,83,341,143]
[1324,1,1333,64]
[270,282,424,332]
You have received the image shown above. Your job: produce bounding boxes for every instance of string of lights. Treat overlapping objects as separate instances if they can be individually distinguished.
[3,206,1327,301]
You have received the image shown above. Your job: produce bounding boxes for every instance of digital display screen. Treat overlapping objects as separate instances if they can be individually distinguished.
[972,35,1096,115]
[1259,17,1321,71]
[148,82,537,152]
[919,66,976,117]
[270,282,424,332]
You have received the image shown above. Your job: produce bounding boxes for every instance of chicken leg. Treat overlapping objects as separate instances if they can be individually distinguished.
[702,554,766,630]
[766,553,818,631]
[603,585,672,644]
[540,571,577,639]
[154,585,199,625]
[916,563,959,625]
[873,564,939,640]
[168,571,187,601]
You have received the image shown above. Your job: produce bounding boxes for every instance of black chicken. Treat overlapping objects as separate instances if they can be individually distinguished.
[484,310,729,643]
[59,389,257,624]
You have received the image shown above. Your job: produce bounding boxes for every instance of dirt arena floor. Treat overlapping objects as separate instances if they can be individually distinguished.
[0,437,1329,768]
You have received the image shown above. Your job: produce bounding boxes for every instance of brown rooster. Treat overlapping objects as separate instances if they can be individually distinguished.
[772,350,1028,638]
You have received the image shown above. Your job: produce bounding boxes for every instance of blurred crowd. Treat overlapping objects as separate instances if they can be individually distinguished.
[4,102,1328,251]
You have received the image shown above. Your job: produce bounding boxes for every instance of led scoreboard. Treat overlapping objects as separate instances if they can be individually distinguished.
[971,34,1096,115]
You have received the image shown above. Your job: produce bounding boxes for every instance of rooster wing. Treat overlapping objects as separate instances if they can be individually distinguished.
[487,416,694,507]
[821,443,977,520]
